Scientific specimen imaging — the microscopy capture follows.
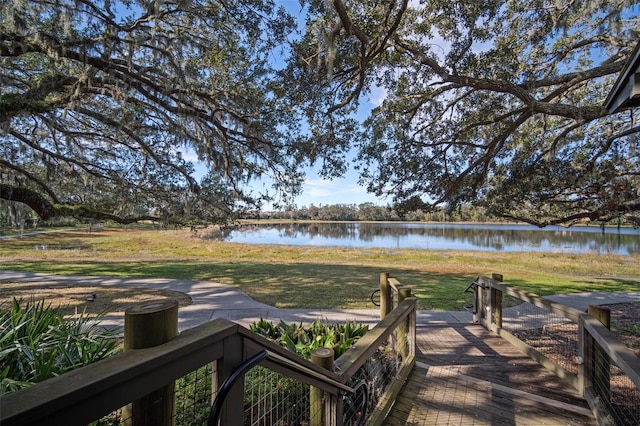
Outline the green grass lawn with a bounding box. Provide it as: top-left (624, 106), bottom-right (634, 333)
top-left (1, 227), bottom-right (639, 311)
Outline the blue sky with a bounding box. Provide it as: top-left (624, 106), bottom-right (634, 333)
top-left (244, 85), bottom-right (389, 209)
top-left (294, 165), bottom-right (388, 208)
top-left (270, 0), bottom-right (389, 208)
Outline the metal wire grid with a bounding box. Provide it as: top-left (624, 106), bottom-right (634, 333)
top-left (588, 336), bottom-right (640, 426)
top-left (499, 294), bottom-right (580, 374)
top-left (498, 291), bottom-right (640, 425)
top-left (90, 363), bottom-right (216, 426)
top-left (238, 344), bottom-right (403, 426)
top-left (89, 346), bottom-right (403, 426)
top-left (243, 365), bottom-right (311, 426)
top-left (174, 363), bottom-right (215, 425)
top-left (343, 346), bottom-right (403, 425)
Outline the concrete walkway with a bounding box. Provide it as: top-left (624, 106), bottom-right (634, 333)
top-left (545, 291), bottom-right (640, 311)
top-left (1, 270), bottom-right (639, 332)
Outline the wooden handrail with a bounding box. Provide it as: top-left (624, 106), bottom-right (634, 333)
top-left (475, 275), bottom-right (585, 322)
top-left (388, 277), bottom-right (403, 293)
top-left (335, 297), bottom-right (416, 379)
top-left (1, 297), bottom-right (417, 426)
top-left (0, 319), bottom-right (238, 426)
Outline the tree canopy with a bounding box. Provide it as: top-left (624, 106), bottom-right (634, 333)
top-left (1, 0), bottom-right (301, 224)
top-left (287, 0), bottom-right (640, 227)
top-left (2, 0), bottom-right (640, 227)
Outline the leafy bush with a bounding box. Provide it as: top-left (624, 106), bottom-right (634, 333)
top-left (0, 298), bottom-right (121, 395)
top-left (250, 318), bottom-right (369, 360)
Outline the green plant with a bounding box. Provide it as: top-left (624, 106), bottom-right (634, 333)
top-left (250, 318), bottom-right (369, 360)
top-left (0, 298), bottom-right (121, 395)
top-left (174, 365), bottom-right (213, 426)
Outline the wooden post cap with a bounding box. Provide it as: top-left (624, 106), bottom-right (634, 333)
top-left (587, 305), bottom-right (611, 329)
top-left (398, 286), bottom-right (412, 302)
top-left (312, 348), bottom-right (334, 358)
top-left (124, 299), bottom-right (179, 350)
top-left (311, 348), bottom-right (335, 371)
top-left (125, 299), bottom-right (178, 316)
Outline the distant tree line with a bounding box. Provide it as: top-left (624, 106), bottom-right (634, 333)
top-left (3, 1), bottom-right (639, 228)
top-left (243, 202), bottom-right (509, 223)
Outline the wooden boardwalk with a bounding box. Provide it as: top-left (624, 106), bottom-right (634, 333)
top-left (384, 324), bottom-right (597, 425)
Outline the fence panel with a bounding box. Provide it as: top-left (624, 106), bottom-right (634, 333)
top-left (244, 366), bottom-right (311, 426)
top-left (342, 344), bottom-right (404, 425)
top-left (500, 294), bottom-right (580, 374)
top-left (583, 317), bottom-right (640, 426)
top-left (476, 276), bottom-right (640, 426)
top-left (93, 363), bottom-right (216, 426)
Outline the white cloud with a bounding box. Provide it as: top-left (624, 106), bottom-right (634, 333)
top-left (367, 85), bottom-right (388, 107)
top-left (298, 176), bottom-right (384, 206)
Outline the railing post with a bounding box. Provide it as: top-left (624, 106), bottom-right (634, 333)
top-left (310, 348), bottom-right (335, 426)
top-left (578, 316), bottom-right (586, 395)
top-left (380, 272), bottom-right (392, 320)
top-left (397, 287), bottom-right (413, 360)
top-left (588, 305), bottom-right (611, 405)
top-left (473, 280), bottom-right (484, 325)
top-left (324, 393), bottom-right (343, 426)
top-left (122, 300), bottom-right (179, 426)
top-left (490, 273), bottom-right (503, 328)
top-left (215, 334), bottom-right (245, 426)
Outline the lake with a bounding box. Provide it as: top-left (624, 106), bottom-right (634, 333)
top-left (216, 222), bottom-right (640, 255)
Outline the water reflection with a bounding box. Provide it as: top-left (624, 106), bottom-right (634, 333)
top-left (216, 223), bottom-right (640, 255)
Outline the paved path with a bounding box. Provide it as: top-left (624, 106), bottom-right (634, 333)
top-left (1, 270), bottom-right (639, 332)
top-left (0, 270), bottom-right (470, 330)
top-left (545, 291), bottom-right (640, 311)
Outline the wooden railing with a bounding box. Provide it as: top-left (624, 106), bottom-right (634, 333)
top-left (471, 275), bottom-right (640, 425)
top-left (0, 278), bottom-right (416, 426)
top-left (377, 272), bottom-right (413, 319)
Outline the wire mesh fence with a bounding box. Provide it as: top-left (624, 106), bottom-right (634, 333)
top-left (480, 278), bottom-right (640, 426)
top-left (30, 318), bottom-right (412, 426)
top-left (90, 363), bottom-right (216, 426)
top-left (240, 343), bottom-right (405, 425)
top-left (244, 366), bottom-right (311, 426)
top-left (343, 345), bottom-right (403, 425)
top-left (4, 283), bottom-right (416, 426)
top-left (587, 332), bottom-right (640, 426)
top-left (175, 363), bottom-right (215, 425)
top-left (500, 293), bottom-right (580, 374)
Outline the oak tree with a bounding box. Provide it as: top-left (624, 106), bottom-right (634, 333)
top-left (288, 0), bottom-right (640, 226)
top-left (1, 0), bottom-right (300, 224)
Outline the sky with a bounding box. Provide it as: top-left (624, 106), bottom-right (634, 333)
top-left (294, 166), bottom-right (388, 208)
top-left (269, 0), bottom-right (389, 209)
top-left (185, 82), bottom-right (388, 209)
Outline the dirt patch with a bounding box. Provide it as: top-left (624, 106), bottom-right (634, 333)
top-left (0, 282), bottom-right (192, 317)
top-left (603, 302), bottom-right (640, 357)
top-left (511, 301), bottom-right (640, 373)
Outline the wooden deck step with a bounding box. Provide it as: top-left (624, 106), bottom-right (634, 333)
top-left (383, 324), bottom-right (597, 425)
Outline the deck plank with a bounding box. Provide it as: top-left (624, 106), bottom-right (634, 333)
top-left (383, 324), bottom-right (597, 425)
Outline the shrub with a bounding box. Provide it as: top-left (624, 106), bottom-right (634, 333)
top-left (0, 298), bottom-right (121, 395)
top-left (249, 318), bottom-right (369, 360)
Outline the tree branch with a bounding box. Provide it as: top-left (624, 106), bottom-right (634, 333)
top-left (0, 183), bottom-right (163, 224)
top-left (393, 37), bottom-right (611, 121)
top-left (502, 202), bottom-right (640, 227)
top-left (0, 159), bottom-right (61, 204)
